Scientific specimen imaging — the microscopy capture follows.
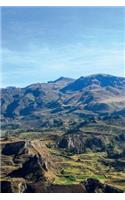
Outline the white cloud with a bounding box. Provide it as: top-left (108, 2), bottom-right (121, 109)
top-left (2, 40), bottom-right (124, 87)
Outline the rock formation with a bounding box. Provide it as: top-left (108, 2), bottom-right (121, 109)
top-left (1, 141), bottom-right (29, 156)
top-left (8, 154), bottom-right (48, 181)
top-left (81, 178), bottom-right (123, 193)
top-left (58, 132), bottom-right (105, 154)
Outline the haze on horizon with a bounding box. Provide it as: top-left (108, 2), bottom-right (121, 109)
top-left (1, 7), bottom-right (125, 87)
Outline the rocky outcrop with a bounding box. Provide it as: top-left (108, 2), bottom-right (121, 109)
top-left (1, 141), bottom-right (29, 156)
top-left (8, 154), bottom-right (48, 181)
top-left (1, 139), bottom-right (49, 191)
top-left (81, 178), bottom-right (123, 193)
top-left (58, 132), bottom-right (105, 154)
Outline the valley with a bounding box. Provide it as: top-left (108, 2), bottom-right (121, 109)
top-left (1, 130), bottom-right (125, 192)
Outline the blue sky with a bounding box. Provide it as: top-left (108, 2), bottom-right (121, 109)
top-left (1, 7), bottom-right (125, 87)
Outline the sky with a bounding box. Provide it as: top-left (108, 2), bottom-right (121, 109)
top-left (1, 7), bottom-right (125, 87)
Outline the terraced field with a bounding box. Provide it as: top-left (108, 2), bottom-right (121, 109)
top-left (48, 147), bottom-right (125, 190)
top-left (1, 130), bottom-right (125, 192)
top-left (16, 131), bottom-right (125, 190)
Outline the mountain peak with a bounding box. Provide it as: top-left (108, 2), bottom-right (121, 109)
top-left (48, 77), bottom-right (74, 83)
top-left (61, 74), bottom-right (125, 93)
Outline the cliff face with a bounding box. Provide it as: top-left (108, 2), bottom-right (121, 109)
top-left (0, 139), bottom-right (49, 192)
top-left (8, 154), bottom-right (48, 181)
top-left (2, 141), bottom-right (29, 156)
top-left (58, 131), bottom-right (107, 154)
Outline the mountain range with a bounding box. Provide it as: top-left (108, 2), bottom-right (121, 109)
top-left (1, 74), bottom-right (125, 131)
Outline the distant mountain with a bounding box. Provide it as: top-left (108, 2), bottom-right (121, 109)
top-left (61, 74), bottom-right (125, 92)
top-left (1, 74), bottom-right (125, 130)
